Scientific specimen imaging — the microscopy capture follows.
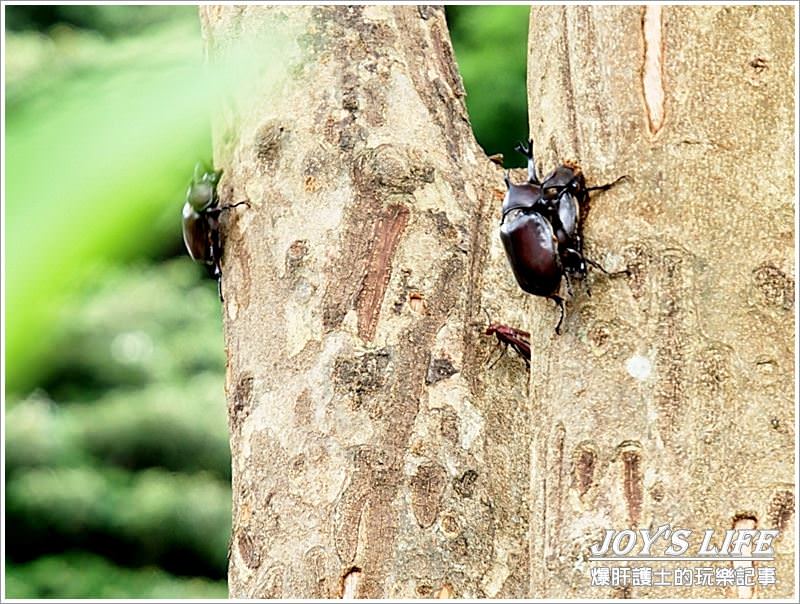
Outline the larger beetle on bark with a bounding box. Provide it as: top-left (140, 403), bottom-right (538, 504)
top-left (499, 140), bottom-right (627, 333)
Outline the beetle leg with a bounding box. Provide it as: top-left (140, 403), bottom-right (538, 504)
top-left (509, 340), bottom-right (531, 367)
top-left (207, 260), bottom-right (224, 302)
top-left (551, 295), bottom-right (566, 335)
top-left (487, 340), bottom-right (508, 369)
top-left (587, 174), bottom-right (629, 193)
top-left (207, 218), bottom-right (225, 302)
top-left (564, 271), bottom-right (575, 297)
top-left (220, 199), bottom-right (251, 212)
top-left (583, 256), bottom-right (629, 277)
top-left (562, 247), bottom-right (588, 278)
top-left (563, 247), bottom-right (628, 281)
top-left (584, 257), bottom-right (609, 274)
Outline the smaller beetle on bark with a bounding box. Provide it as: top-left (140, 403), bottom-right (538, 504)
top-left (499, 140), bottom-right (627, 333)
top-left (181, 161), bottom-right (248, 301)
top-left (485, 322), bottom-right (531, 367)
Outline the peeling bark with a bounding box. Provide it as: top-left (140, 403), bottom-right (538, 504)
top-left (200, 6), bottom-right (533, 598)
top-left (526, 5), bottom-right (795, 598)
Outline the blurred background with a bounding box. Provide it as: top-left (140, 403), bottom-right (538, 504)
top-left (3, 5), bottom-right (528, 598)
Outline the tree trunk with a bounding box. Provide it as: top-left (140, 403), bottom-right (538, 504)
top-left (199, 5), bottom-right (531, 598)
top-left (200, 5), bottom-right (795, 599)
top-left (525, 5), bottom-right (795, 599)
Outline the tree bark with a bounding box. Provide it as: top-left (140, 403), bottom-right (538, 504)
top-left (200, 4), bottom-right (795, 599)
top-left (525, 5), bottom-right (795, 599)
top-left (199, 5), bottom-right (533, 598)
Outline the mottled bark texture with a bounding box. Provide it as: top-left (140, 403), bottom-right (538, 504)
top-left (199, 6), bottom-right (534, 598)
top-left (525, 5), bottom-right (795, 599)
top-left (201, 5), bottom-right (794, 599)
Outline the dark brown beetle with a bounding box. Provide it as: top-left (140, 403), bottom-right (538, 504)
top-left (181, 162), bottom-right (248, 301)
top-left (499, 202), bottom-right (566, 328)
top-left (499, 140), bottom-right (626, 333)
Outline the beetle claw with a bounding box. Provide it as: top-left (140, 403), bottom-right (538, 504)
top-left (514, 139), bottom-right (533, 158)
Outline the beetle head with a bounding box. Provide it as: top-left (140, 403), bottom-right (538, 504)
top-left (187, 162), bottom-right (222, 212)
top-left (501, 179), bottom-right (544, 223)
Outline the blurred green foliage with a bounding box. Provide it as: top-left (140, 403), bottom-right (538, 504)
top-left (5, 261), bottom-right (230, 597)
top-left (5, 553), bottom-right (227, 599)
top-left (5, 6), bottom-right (211, 395)
top-left (447, 5), bottom-right (529, 165)
top-left (4, 4), bottom-right (529, 599)
top-left (7, 374), bottom-right (230, 480)
top-left (35, 259), bottom-right (226, 400)
top-left (7, 467), bottom-right (230, 576)
top-left (4, 5), bottom-right (193, 36)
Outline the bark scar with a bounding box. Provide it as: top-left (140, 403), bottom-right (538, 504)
top-left (356, 204), bottom-right (410, 341)
top-left (619, 442), bottom-right (643, 526)
top-left (573, 442), bottom-right (597, 496)
top-left (409, 461), bottom-right (447, 527)
top-left (641, 5), bottom-right (665, 134)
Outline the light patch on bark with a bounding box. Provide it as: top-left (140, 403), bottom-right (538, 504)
top-left (732, 516), bottom-right (757, 599)
top-left (642, 5), bottom-right (665, 134)
top-left (341, 567), bottom-right (362, 599)
top-left (625, 354), bottom-right (653, 380)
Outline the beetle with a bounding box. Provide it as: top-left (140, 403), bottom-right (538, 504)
top-left (181, 161), bottom-right (248, 301)
top-left (485, 322), bottom-right (531, 367)
top-left (512, 140), bottom-right (626, 279)
top-left (499, 140), bottom-right (627, 333)
top-left (500, 199), bottom-right (567, 331)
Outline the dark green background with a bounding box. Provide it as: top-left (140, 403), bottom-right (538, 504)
top-left (4, 5), bottom-right (528, 598)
